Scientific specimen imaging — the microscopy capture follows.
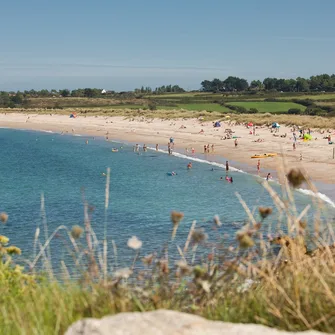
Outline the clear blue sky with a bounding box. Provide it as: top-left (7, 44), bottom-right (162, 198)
top-left (1, 0), bottom-right (334, 91)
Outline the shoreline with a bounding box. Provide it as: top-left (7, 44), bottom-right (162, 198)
top-left (1, 113), bottom-right (335, 187)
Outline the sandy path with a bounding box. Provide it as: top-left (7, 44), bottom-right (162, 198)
top-left (1, 113), bottom-right (335, 184)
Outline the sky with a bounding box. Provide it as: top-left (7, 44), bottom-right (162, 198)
top-left (0, 0), bottom-right (334, 91)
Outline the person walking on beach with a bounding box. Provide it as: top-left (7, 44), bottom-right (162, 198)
top-left (257, 160), bottom-right (260, 174)
top-left (293, 142), bottom-right (296, 150)
top-left (234, 139), bottom-right (238, 148)
top-left (253, 126), bottom-right (256, 136)
top-left (211, 144), bottom-right (214, 153)
top-left (204, 145), bottom-right (207, 154)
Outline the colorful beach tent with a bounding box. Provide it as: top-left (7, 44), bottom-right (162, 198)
top-left (70, 112), bottom-right (77, 118)
top-left (248, 122), bottom-right (253, 127)
top-left (303, 134), bottom-right (312, 140)
top-left (272, 122), bottom-right (280, 128)
top-left (214, 121), bottom-right (221, 127)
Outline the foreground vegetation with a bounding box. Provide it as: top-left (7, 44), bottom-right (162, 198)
top-left (1, 168), bottom-right (335, 334)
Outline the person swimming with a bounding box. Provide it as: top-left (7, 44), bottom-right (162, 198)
top-left (187, 162), bottom-right (192, 169)
top-left (266, 173), bottom-right (271, 181)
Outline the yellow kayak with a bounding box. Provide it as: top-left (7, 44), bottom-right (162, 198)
top-left (251, 153), bottom-right (277, 159)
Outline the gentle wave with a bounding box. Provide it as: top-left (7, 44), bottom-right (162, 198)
top-left (148, 146), bottom-right (335, 207)
top-left (147, 147), bottom-right (246, 173)
top-left (297, 188), bottom-right (335, 208)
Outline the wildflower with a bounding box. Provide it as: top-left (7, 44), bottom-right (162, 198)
top-left (114, 267), bottom-right (132, 279)
top-left (71, 225), bottom-right (83, 239)
top-left (0, 235), bottom-right (9, 245)
top-left (6, 246), bottom-right (21, 255)
top-left (287, 168), bottom-right (306, 188)
top-left (0, 212), bottom-right (8, 224)
top-left (127, 236), bottom-right (142, 250)
top-left (258, 207), bottom-right (273, 219)
top-left (191, 229), bottom-right (207, 245)
top-left (142, 254), bottom-right (154, 266)
top-left (213, 215), bottom-right (222, 227)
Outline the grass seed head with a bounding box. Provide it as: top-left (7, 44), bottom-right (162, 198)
top-left (71, 225), bottom-right (83, 239)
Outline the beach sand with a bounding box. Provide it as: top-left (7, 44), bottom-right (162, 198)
top-left (1, 113), bottom-right (335, 184)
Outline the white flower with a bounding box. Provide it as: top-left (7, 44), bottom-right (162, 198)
top-left (127, 236), bottom-right (142, 250)
top-left (114, 267), bottom-right (132, 279)
top-left (200, 280), bottom-right (211, 293)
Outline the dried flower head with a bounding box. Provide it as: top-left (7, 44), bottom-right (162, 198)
top-left (258, 207), bottom-right (273, 219)
top-left (6, 246), bottom-right (21, 255)
top-left (170, 211), bottom-right (184, 240)
top-left (127, 236), bottom-right (142, 250)
top-left (170, 211), bottom-right (184, 226)
top-left (191, 229), bottom-right (207, 245)
top-left (71, 225), bottom-right (83, 239)
top-left (287, 168), bottom-right (306, 188)
top-left (142, 254), bottom-right (154, 266)
top-left (159, 260), bottom-right (169, 274)
top-left (213, 215), bottom-right (222, 227)
top-left (0, 235), bottom-right (9, 245)
top-left (175, 260), bottom-right (192, 276)
top-left (114, 267), bottom-right (132, 279)
top-left (0, 212), bottom-right (8, 224)
top-left (236, 232), bottom-right (254, 248)
top-left (299, 220), bottom-right (307, 229)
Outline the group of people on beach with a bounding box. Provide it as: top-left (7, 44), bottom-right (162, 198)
top-left (204, 144), bottom-right (214, 153)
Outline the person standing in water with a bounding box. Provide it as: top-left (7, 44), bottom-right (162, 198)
top-left (168, 142), bottom-right (172, 155)
top-left (187, 162), bottom-right (192, 169)
top-left (155, 144), bottom-right (159, 151)
top-left (266, 173), bottom-right (271, 181)
top-left (225, 161), bottom-right (229, 174)
top-left (257, 160), bottom-right (261, 174)
top-left (143, 144), bottom-right (147, 152)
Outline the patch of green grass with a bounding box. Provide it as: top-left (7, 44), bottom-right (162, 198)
top-left (228, 101), bottom-right (305, 113)
top-left (158, 103), bottom-right (231, 113)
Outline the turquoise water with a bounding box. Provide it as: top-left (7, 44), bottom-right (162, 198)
top-left (0, 129), bottom-right (334, 271)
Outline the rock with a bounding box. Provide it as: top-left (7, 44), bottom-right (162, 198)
top-left (65, 310), bottom-right (326, 335)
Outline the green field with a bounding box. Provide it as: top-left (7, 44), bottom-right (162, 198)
top-left (159, 103), bottom-right (231, 112)
top-left (228, 101), bottom-right (305, 113)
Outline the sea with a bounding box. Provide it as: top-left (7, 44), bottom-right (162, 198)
top-left (0, 128), bottom-right (334, 274)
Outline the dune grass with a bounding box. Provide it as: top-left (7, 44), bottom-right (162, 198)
top-left (1, 165), bottom-right (335, 334)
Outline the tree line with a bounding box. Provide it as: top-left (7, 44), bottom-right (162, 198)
top-left (201, 74), bottom-right (335, 93)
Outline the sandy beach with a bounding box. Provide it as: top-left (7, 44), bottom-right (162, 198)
top-left (1, 113), bottom-right (335, 184)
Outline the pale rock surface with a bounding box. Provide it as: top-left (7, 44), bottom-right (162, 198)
top-left (65, 309), bottom-right (328, 335)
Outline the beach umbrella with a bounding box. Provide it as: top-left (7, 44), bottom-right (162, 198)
top-left (248, 122), bottom-right (253, 127)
